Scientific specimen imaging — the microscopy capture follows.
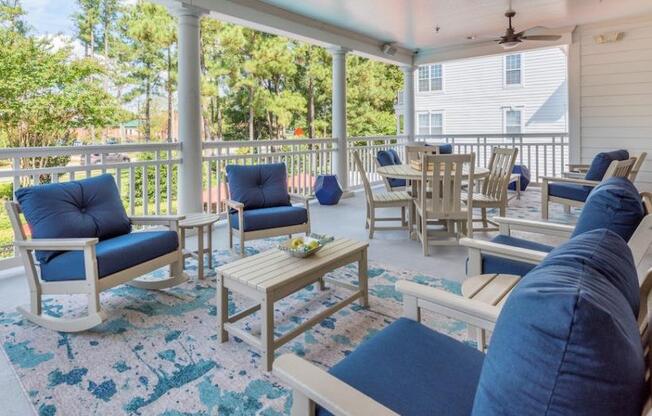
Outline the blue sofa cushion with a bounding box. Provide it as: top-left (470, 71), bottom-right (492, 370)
top-left (571, 177), bottom-right (644, 241)
top-left (229, 206), bottom-right (308, 232)
top-left (39, 231), bottom-right (178, 282)
top-left (319, 318), bottom-right (484, 416)
top-left (472, 229), bottom-right (645, 415)
top-left (480, 235), bottom-right (554, 276)
top-left (377, 150), bottom-right (406, 188)
top-left (548, 182), bottom-right (592, 202)
top-left (226, 163), bottom-right (290, 210)
top-left (585, 149), bottom-right (629, 181)
top-left (438, 144), bottom-right (453, 154)
top-left (15, 174), bottom-right (131, 264)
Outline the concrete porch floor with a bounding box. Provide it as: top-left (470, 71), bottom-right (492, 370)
top-left (0, 186), bottom-right (632, 414)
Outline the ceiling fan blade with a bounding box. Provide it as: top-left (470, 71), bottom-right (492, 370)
top-left (522, 26), bottom-right (550, 33)
top-left (521, 35), bottom-right (562, 41)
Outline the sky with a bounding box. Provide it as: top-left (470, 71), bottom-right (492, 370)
top-left (21, 0), bottom-right (79, 36)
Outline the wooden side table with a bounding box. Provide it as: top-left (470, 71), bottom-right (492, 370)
top-left (179, 213), bottom-right (221, 280)
top-left (461, 273), bottom-right (520, 351)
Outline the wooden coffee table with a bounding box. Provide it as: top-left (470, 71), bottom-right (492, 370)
top-left (216, 239), bottom-right (369, 371)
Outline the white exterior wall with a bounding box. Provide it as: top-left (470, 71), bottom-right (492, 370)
top-left (397, 47), bottom-right (568, 135)
top-left (573, 14), bottom-right (652, 191)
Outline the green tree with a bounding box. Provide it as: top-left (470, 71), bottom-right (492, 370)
top-left (75, 0), bottom-right (101, 57)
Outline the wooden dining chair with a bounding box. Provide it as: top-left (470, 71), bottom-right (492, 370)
top-left (353, 151), bottom-right (412, 239)
top-left (405, 144), bottom-right (439, 164)
top-left (414, 153), bottom-right (475, 255)
top-left (469, 147), bottom-right (518, 231)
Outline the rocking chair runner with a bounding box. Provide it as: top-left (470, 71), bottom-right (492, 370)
top-left (7, 174), bottom-right (187, 332)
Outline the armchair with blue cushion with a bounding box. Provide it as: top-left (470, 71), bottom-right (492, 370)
top-left (541, 149), bottom-right (634, 219)
top-left (462, 177), bottom-right (652, 280)
top-left (275, 229), bottom-right (652, 415)
top-left (225, 163), bottom-right (311, 255)
top-left (376, 149), bottom-right (406, 191)
top-left (6, 174), bottom-right (187, 332)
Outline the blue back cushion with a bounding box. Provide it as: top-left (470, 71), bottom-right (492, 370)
top-left (388, 149), bottom-right (401, 164)
top-left (438, 144), bottom-right (453, 154)
top-left (376, 150), bottom-right (395, 167)
top-left (572, 177), bottom-right (644, 241)
top-left (585, 149), bottom-right (629, 181)
top-left (472, 229), bottom-right (645, 415)
top-left (15, 174), bottom-right (131, 263)
top-left (226, 163), bottom-right (290, 210)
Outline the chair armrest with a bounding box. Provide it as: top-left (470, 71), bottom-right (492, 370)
top-left (396, 280), bottom-right (500, 331)
top-left (567, 163), bottom-right (590, 172)
top-left (14, 238), bottom-right (98, 250)
top-left (459, 238), bottom-right (548, 264)
top-left (225, 199), bottom-right (244, 211)
top-left (492, 216), bottom-right (575, 238)
top-left (541, 176), bottom-right (600, 187)
top-left (273, 354), bottom-right (398, 416)
top-left (562, 172), bottom-right (585, 179)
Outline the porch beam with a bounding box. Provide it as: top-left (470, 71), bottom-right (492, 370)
top-left (163, 0), bottom-right (414, 66)
top-left (401, 65), bottom-right (416, 143)
top-left (330, 47), bottom-right (350, 193)
top-left (174, 3), bottom-right (206, 214)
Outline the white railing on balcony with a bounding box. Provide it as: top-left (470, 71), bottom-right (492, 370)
top-left (347, 135), bottom-right (407, 188)
top-left (202, 138), bottom-right (335, 214)
top-left (415, 133), bottom-right (570, 183)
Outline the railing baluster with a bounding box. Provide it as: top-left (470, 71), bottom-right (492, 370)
top-left (155, 151), bottom-right (161, 215)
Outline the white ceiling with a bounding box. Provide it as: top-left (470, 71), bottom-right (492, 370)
top-left (259, 0), bottom-right (652, 51)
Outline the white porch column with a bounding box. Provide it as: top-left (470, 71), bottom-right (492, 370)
top-left (401, 65), bottom-right (416, 143)
top-left (330, 47), bottom-right (350, 192)
top-left (175, 4), bottom-right (205, 214)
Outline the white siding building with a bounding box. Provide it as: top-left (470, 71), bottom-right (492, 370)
top-left (395, 47), bottom-right (568, 136)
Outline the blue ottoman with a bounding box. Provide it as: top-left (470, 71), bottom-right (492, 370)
top-left (314, 175), bottom-right (343, 205)
top-left (509, 165), bottom-right (530, 191)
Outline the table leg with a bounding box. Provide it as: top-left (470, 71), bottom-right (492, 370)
top-left (216, 274), bottom-right (228, 343)
top-left (197, 225), bottom-right (204, 280)
top-left (358, 249), bottom-right (369, 308)
top-left (410, 181), bottom-right (417, 240)
top-left (261, 297), bottom-right (275, 371)
top-left (207, 223), bottom-right (213, 269)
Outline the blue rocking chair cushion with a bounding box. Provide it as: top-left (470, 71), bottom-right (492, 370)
top-left (571, 177), bottom-right (644, 241)
top-left (40, 231), bottom-right (179, 282)
top-left (438, 144), bottom-right (453, 154)
top-left (388, 149), bottom-right (401, 164)
top-left (473, 229), bottom-right (645, 416)
top-left (319, 318), bottom-right (484, 416)
top-left (229, 206), bottom-right (308, 232)
top-left (226, 163), bottom-right (291, 210)
top-left (377, 150), bottom-right (406, 188)
top-left (479, 234), bottom-right (554, 276)
top-left (15, 174), bottom-right (131, 264)
top-left (584, 149), bottom-right (629, 181)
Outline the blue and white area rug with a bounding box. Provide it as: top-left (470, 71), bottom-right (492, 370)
top-left (0, 239), bottom-right (466, 416)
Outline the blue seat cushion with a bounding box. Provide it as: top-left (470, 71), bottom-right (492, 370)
top-left (15, 174), bottom-right (131, 263)
top-left (226, 163), bottom-right (290, 210)
top-left (480, 234), bottom-right (554, 276)
top-left (438, 144), bottom-right (453, 154)
top-left (387, 177), bottom-right (406, 188)
top-left (585, 149), bottom-right (629, 181)
top-left (39, 231), bottom-right (178, 282)
top-left (472, 229), bottom-right (645, 415)
top-left (229, 206), bottom-right (308, 232)
top-left (572, 177), bottom-right (644, 241)
top-left (319, 318), bottom-right (484, 416)
top-left (548, 182), bottom-right (592, 202)
top-left (387, 149), bottom-right (401, 164)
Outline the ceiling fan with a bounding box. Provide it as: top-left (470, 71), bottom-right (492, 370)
top-left (486, 9), bottom-right (562, 49)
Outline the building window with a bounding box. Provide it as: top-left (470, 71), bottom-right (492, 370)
top-left (418, 64), bottom-right (443, 92)
top-left (505, 109), bottom-right (522, 134)
top-left (505, 54), bottom-right (521, 85)
top-left (417, 112), bottom-right (444, 135)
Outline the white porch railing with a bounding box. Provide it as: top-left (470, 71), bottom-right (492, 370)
top-left (415, 133), bottom-right (570, 183)
top-left (347, 135), bottom-right (407, 188)
top-left (202, 138), bottom-right (335, 214)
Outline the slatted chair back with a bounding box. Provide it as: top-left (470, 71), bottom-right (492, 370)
top-left (374, 158), bottom-right (394, 192)
top-left (630, 152), bottom-right (648, 182)
top-left (353, 151), bottom-right (374, 206)
top-left (480, 147), bottom-right (518, 202)
top-left (604, 158), bottom-right (636, 180)
top-left (419, 153), bottom-right (474, 221)
top-left (405, 144), bottom-right (438, 164)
